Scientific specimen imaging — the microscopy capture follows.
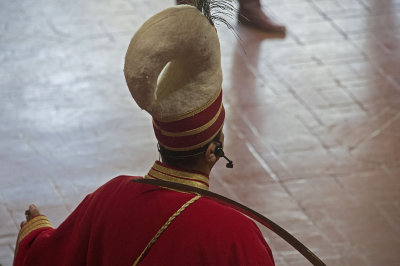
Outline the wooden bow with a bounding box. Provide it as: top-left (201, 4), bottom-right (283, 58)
top-left (130, 178), bottom-right (326, 265)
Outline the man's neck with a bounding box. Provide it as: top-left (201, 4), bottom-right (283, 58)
top-left (162, 160), bottom-right (212, 176)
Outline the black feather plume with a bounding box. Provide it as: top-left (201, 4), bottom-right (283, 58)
top-left (192, 0), bottom-right (237, 30)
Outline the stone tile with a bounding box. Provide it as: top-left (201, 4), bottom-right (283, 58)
top-left (337, 171), bottom-right (400, 203)
top-left (285, 177), bottom-right (356, 208)
top-left (271, 149), bottom-right (337, 180)
top-left (221, 182), bottom-right (299, 214)
top-left (1, 0), bottom-right (400, 265)
top-left (0, 243), bottom-right (14, 266)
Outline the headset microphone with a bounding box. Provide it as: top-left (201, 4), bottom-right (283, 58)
top-left (158, 141), bottom-right (234, 169)
top-left (214, 146), bottom-right (234, 168)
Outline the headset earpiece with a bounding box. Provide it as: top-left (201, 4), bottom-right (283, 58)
top-left (213, 142), bottom-right (234, 168)
top-left (214, 146), bottom-right (225, 158)
top-left (158, 141), bottom-right (233, 169)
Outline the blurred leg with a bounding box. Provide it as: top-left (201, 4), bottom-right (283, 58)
top-left (238, 0), bottom-right (285, 33)
top-left (176, 0), bottom-right (285, 33)
top-left (176, 0), bottom-right (192, 4)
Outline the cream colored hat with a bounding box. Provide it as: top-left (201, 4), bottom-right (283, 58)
top-left (124, 5), bottom-right (225, 151)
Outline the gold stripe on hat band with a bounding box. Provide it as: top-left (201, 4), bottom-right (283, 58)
top-left (153, 104), bottom-right (222, 137)
top-left (155, 88), bottom-right (222, 122)
top-left (158, 122), bottom-right (224, 151)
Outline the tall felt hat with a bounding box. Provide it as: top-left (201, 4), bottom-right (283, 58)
top-left (124, 5), bottom-right (224, 151)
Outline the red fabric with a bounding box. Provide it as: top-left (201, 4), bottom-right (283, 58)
top-left (153, 90), bottom-right (222, 132)
top-left (153, 106), bottom-right (225, 149)
top-left (152, 90), bottom-right (225, 150)
top-left (14, 176), bottom-right (275, 266)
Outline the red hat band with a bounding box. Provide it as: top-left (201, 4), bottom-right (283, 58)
top-left (153, 90), bottom-right (225, 151)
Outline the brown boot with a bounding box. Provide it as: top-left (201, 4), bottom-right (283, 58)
top-left (238, 0), bottom-right (286, 33)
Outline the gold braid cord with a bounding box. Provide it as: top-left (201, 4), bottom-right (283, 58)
top-left (133, 194), bottom-right (201, 266)
top-left (131, 178), bottom-right (326, 266)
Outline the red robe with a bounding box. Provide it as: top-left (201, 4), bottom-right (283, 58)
top-left (14, 161), bottom-right (275, 266)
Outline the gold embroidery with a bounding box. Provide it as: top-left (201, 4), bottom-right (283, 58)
top-left (19, 221), bottom-right (52, 240)
top-left (17, 216), bottom-right (53, 246)
top-left (145, 175), bottom-right (204, 194)
top-left (145, 163), bottom-right (209, 190)
top-left (153, 104), bottom-right (223, 137)
top-left (151, 163), bottom-right (209, 185)
top-left (147, 170), bottom-right (208, 190)
top-left (132, 194), bottom-right (201, 266)
top-left (155, 88), bottom-right (222, 122)
top-left (158, 122), bottom-right (224, 151)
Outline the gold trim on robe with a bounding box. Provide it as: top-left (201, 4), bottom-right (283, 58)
top-left (17, 215), bottom-right (53, 246)
top-left (132, 194), bottom-right (201, 266)
top-left (145, 161), bottom-right (209, 190)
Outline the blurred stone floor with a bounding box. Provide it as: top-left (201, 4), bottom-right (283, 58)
top-left (1, 0), bottom-right (400, 265)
